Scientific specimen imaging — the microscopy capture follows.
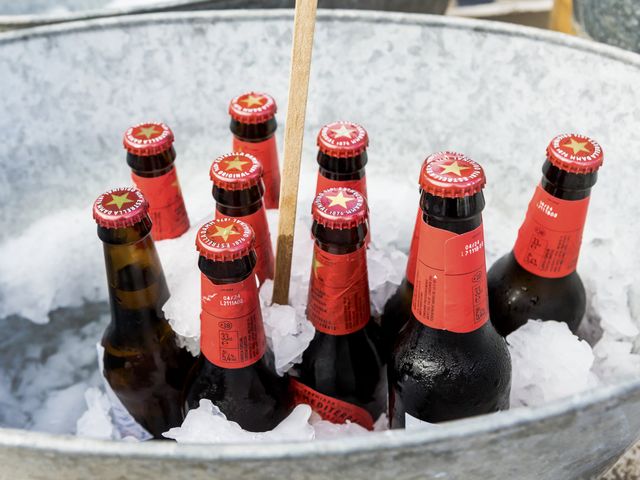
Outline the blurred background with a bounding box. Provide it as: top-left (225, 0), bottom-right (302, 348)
top-left (1, 0), bottom-right (639, 55)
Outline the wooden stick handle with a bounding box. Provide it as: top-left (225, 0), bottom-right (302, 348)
top-left (272, 0), bottom-right (318, 305)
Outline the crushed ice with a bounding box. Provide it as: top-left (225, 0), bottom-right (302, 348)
top-left (0, 146), bottom-right (639, 441)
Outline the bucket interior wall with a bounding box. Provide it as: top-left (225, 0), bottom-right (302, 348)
top-left (0, 10), bottom-right (640, 480)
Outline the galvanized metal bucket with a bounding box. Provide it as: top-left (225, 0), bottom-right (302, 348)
top-left (1, 10), bottom-right (640, 479)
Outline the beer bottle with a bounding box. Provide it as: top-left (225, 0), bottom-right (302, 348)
top-left (184, 218), bottom-right (290, 431)
top-left (487, 133), bottom-right (604, 336)
top-left (210, 152), bottom-right (274, 286)
top-left (388, 153), bottom-right (511, 428)
top-left (315, 121), bottom-right (369, 197)
top-left (123, 122), bottom-right (190, 240)
top-left (93, 187), bottom-right (195, 439)
top-left (229, 92), bottom-right (280, 209)
top-left (381, 159), bottom-right (428, 352)
top-left (290, 188), bottom-right (385, 430)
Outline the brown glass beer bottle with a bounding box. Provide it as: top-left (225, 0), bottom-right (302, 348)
top-left (184, 218), bottom-right (290, 431)
top-left (487, 134), bottom-right (604, 336)
top-left (381, 159), bottom-right (428, 352)
top-left (93, 187), bottom-right (195, 439)
top-left (289, 188), bottom-right (385, 430)
top-left (229, 92), bottom-right (280, 209)
top-left (123, 122), bottom-right (190, 240)
top-left (388, 153), bottom-right (511, 428)
top-left (210, 152), bottom-right (274, 286)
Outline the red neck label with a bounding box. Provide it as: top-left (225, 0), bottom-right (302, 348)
top-left (232, 136), bottom-right (280, 209)
top-left (215, 207), bottom-right (274, 285)
top-left (412, 222), bottom-right (489, 333)
top-left (405, 208), bottom-right (422, 285)
top-left (513, 184), bottom-right (590, 278)
top-left (290, 378), bottom-right (374, 430)
top-left (307, 245), bottom-right (370, 335)
top-left (131, 167), bottom-right (190, 240)
top-left (200, 274), bottom-right (266, 369)
top-left (315, 172), bottom-right (368, 199)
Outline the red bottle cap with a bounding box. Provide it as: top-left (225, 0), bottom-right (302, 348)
top-left (123, 122), bottom-right (174, 157)
top-left (229, 92), bottom-right (277, 124)
top-left (312, 187), bottom-right (368, 230)
top-left (420, 152), bottom-right (486, 198)
top-left (546, 133), bottom-right (604, 174)
top-left (210, 152), bottom-right (263, 191)
top-left (317, 121), bottom-right (369, 158)
top-left (93, 187), bottom-right (148, 229)
top-left (196, 218), bottom-right (255, 262)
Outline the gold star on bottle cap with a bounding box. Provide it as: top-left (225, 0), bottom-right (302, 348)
top-left (562, 138), bottom-right (591, 155)
top-left (211, 224), bottom-right (240, 242)
top-left (241, 94), bottom-right (265, 108)
top-left (134, 125), bottom-right (160, 139)
top-left (224, 156), bottom-right (250, 172)
top-left (106, 192), bottom-right (134, 210)
top-left (439, 160), bottom-right (471, 177)
top-left (331, 124), bottom-right (356, 139)
top-left (326, 190), bottom-right (354, 209)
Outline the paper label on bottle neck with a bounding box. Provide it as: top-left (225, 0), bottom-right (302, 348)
top-left (131, 167), bottom-right (190, 240)
top-left (411, 222), bottom-right (489, 333)
top-left (405, 208), bottom-right (422, 285)
top-left (200, 274), bottom-right (266, 369)
top-left (307, 245), bottom-right (370, 335)
top-left (513, 184), bottom-right (590, 278)
top-left (96, 343), bottom-right (153, 441)
top-left (290, 378), bottom-right (374, 430)
top-left (215, 207), bottom-right (274, 285)
top-left (233, 136), bottom-right (280, 209)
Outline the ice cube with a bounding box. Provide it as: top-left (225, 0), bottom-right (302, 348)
top-left (508, 320), bottom-right (596, 408)
top-left (76, 387), bottom-right (117, 440)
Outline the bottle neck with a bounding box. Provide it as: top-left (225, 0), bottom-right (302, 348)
top-left (316, 151), bottom-right (367, 181)
top-left (230, 118), bottom-right (277, 142)
top-left (420, 191), bottom-right (485, 234)
top-left (127, 147), bottom-right (176, 178)
top-left (311, 222), bottom-right (368, 254)
top-left (540, 160), bottom-right (596, 200)
top-left (98, 217), bottom-right (169, 332)
top-left (212, 184), bottom-right (264, 217)
top-left (198, 252), bottom-right (257, 285)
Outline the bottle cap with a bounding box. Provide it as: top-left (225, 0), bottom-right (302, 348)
top-left (196, 218), bottom-right (255, 262)
top-left (210, 152), bottom-right (263, 191)
top-left (93, 187), bottom-right (148, 229)
top-left (123, 122), bottom-right (174, 157)
top-left (317, 121), bottom-right (369, 158)
top-left (546, 133), bottom-right (603, 174)
top-left (420, 152), bottom-right (486, 198)
top-left (229, 92), bottom-right (277, 124)
top-left (312, 187), bottom-right (368, 230)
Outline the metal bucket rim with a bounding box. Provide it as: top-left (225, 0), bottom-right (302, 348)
top-left (1, 8), bottom-right (639, 459)
top-left (0, 0), bottom-right (214, 28)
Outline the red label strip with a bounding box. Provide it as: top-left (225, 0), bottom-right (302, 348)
top-left (233, 136), bottom-right (280, 209)
top-left (513, 184), bottom-right (590, 278)
top-left (215, 207), bottom-right (274, 285)
top-left (307, 245), bottom-right (370, 335)
top-left (412, 222), bottom-right (489, 333)
top-left (131, 167), bottom-right (190, 240)
top-left (290, 378), bottom-right (374, 430)
top-left (200, 274), bottom-right (265, 369)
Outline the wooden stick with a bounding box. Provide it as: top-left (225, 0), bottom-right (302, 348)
top-left (272, 0), bottom-right (318, 305)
